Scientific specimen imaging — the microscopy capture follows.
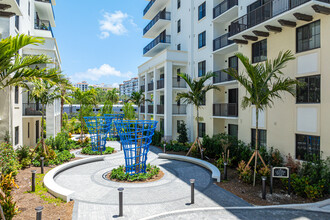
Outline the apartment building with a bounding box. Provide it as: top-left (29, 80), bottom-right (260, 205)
top-left (75, 81), bottom-right (89, 92)
top-left (119, 77), bottom-right (138, 98)
top-left (138, 0), bottom-right (330, 159)
top-left (0, 0), bottom-right (61, 148)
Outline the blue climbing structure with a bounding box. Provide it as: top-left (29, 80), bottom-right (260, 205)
top-left (114, 120), bottom-right (158, 175)
top-left (104, 114), bottom-right (124, 139)
top-left (84, 116), bottom-right (113, 152)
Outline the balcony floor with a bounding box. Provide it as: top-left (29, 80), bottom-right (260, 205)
top-left (213, 43), bottom-right (238, 55)
top-left (213, 6), bottom-right (238, 24)
top-left (143, 0), bottom-right (168, 20)
top-left (144, 19), bottom-right (171, 39)
top-left (144, 42), bottom-right (170, 57)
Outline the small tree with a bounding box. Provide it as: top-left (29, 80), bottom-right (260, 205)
top-left (106, 89), bottom-right (119, 104)
top-left (123, 102), bottom-right (136, 120)
top-left (177, 121), bottom-right (188, 144)
top-left (129, 91), bottom-right (151, 118)
top-left (176, 72), bottom-right (220, 159)
top-left (224, 50), bottom-right (297, 186)
top-left (101, 100), bottom-right (114, 115)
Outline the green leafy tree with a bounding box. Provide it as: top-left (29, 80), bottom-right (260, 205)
top-left (106, 89), bottom-right (119, 104)
top-left (56, 74), bottom-right (74, 129)
top-left (176, 72), bottom-right (220, 159)
top-left (224, 50), bottom-right (297, 186)
top-left (129, 90), bottom-right (151, 118)
top-left (177, 121), bottom-right (188, 144)
top-left (122, 102), bottom-right (136, 120)
top-left (101, 100), bottom-right (114, 115)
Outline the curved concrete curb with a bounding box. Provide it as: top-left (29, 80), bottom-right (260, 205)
top-left (44, 156), bottom-right (105, 202)
top-left (158, 153), bottom-right (221, 182)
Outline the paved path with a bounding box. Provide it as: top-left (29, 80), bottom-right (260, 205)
top-left (57, 141), bottom-right (330, 219)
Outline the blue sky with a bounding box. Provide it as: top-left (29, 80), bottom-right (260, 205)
top-left (54, 0), bottom-right (150, 87)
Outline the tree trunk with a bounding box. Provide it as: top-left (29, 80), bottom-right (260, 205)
top-left (41, 104), bottom-right (47, 155)
top-left (253, 107), bottom-right (259, 187)
top-left (80, 104), bottom-right (84, 141)
top-left (60, 96), bottom-right (64, 130)
top-left (196, 107), bottom-right (203, 159)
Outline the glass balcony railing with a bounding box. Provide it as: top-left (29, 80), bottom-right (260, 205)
top-left (213, 33), bottom-right (233, 51)
top-left (213, 103), bottom-right (238, 117)
top-left (143, 11), bottom-right (171, 35)
top-left (34, 19), bottom-right (54, 37)
top-left (23, 103), bottom-right (45, 116)
top-left (213, 69), bottom-right (235, 84)
top-left (143, 34), bottom-right (171, 55)
top-left (173, 104), bottom-right (186, 115)
top-left (213, 0), bottom-right (238, 19)
top-left (143, 0), bottom-right (156, 16)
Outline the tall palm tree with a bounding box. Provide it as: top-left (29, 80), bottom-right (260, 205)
top-left (129, 90), bottom-right (151, 118)
top-left (72, 89), bottom-right (97, 140)
top-left (106, 89), bottom-right (119, 104)
top-left (224, 50), bottom-right (297, 186)
top-left (28, 79), bottom-right (61, 155)
top-left (176, 72), bottom-right (220, 159)
top-left (0, 34), bottom-right (54, 90)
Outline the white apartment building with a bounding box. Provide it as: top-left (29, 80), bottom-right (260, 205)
top-left (0, 0), bottom-right (61, 148)
top-left (138, 0), bottom-right (330, 159)
top-left (75, 81), bottom-right (89, 92)
top-left (119, 77), bottom-right (138, 98)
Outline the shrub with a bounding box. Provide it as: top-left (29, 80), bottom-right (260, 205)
top-left (81, 146), bottom-right (114, 155)
top-left (177, 122), bottom-right (188, 144)
top-left (0, 172), bottom-right (19, 220)
top-left (110, 164), bottom-right (160, 182)
top-left (285, 153), bottom-right (301, 174)
top-left (0, 143), bottom-right (20, 176)
top-left (237, 160), bottom-right (252, 184)
top-left (49, 150), bottom-right (75, 165)
top-left (258, 165), bottom-right (270, 177)
top-left (16, 146), bottom-right (31, 168)
top-left (151, 130), bottom-right (162, 147)
top-left (165, 141), bottom-right (188, 152)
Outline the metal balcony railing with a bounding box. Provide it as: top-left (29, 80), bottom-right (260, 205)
top-left (148, 105), bottom-right (154, 113)
top-left (157, 79), bottom-right (164, 89)
top-left (213, 0), bottom-right (238, 19)
top-left (148, 82), bottom-right (154, 91)
top-left (143, 11), bottom-right (171, 35)
top-left (173, 104), bottom-right (186, 115)
top-left (213, 33), bottom-right (233, 51)
top-left (228, 0), bottom-right (330, 37)
top-left (213, 103), bottom-right (238, 117)
top-left (141, 105), bottom-right (145, 113)
top-left (143, 35), bottom-right (171, 55)
top-left (173, 77), bottom-right (187, 88)
top-left (143, 0), bottom-right (156, 16)
top-left (157, 105), bottom-right (164, 114)
top-left (23, 103), bottom-right (45, 116)
top-left (213, 69), bottom-right (235, 84)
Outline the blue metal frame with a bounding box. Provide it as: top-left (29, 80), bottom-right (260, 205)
top-left (114, 120), bottom-right (158, 175)
top-left (104, 114), bottom-right (125, 139)
top-left (84, 116), bottom-right (113, 152)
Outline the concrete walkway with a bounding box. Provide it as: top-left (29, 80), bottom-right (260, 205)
top-left (55, 141), bottom-right (330, 219)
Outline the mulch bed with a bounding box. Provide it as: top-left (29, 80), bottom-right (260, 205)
top-left (12, 164), bottom-right (78, 220)
top-left (216, 167), bottom-right (330, 206)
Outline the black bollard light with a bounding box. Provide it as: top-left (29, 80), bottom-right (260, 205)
top-left (163, 143), bottom-right (166, 153)
top-left (223, 162), bottom-right (228, 180)
top-left (118, 188), bottom-right (124, 217)
top-left (190, 179), bottom-right (195, 204)
top-left (31, 170), bottom-right (36, 192)
top-left (35, 206), bottom-right (43, 220)
top-left (40, 157), bottom-right (44, 174)
top-left (262, 176), bottom-right (267, 200)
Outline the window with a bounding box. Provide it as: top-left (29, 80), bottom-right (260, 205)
top-left (177, 44), bottom-right (181, 50)
top-left (15, 16), bottom-right (19, 30)
top-left (251, 129), bottom-right (267, 147)
top-left (15, 126), bottom-right (19, 145)
top-left (28, 1), bottom-right (31, 16)
top-left (177, 0), bottom-right (181, 9)
top-left (177, 120), bottom-right (184, 131)
top-left (252, 39), bottom-right (267, 63)
top-left (198, 60), bottom-right (206, 77)
top-left (177, 19), bottom-right (181, 33)
top-left (296, 75), bottom-right (320, 103)
top-left (198, 2), bottom-right (206, 20)
top-left (296, 134), bottom-right (320, 160)
top-left (198, 123), bottom-right (206, 138)
top-left (297, 20), bottom-right (320, 53)
top-left (15, 86), bottom-right (19, 104)
top-left (198, 31), bottom-right (206, 48)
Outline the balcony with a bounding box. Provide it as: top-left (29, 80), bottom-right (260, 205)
top-left (228, 0), bottom-right (330, 40)
top-left (173, 104), bottom-right (186, 115)
top-left (23, 103), bottom-right (45, 116)
top-left (35, 0), bottom-right (55, 27)
top-left (144, 11), bottom-right (171, 38)
top-left (143, 0), bottom-right (169, 20)
top-left (0, 0), bottom-right (22, 17)
top-left (148, 82), bottom-right (154, 91)
top-left (213, 0), bottom-right (238, 23)
top-left (148, 105), bottom-right (154, 114)
top-left (213, 103), bottom-right (238, 118)
top-left (34, 19), bottom-right (54, 37)
top-left (143, 34), bottom-right (171, 57)
top-left (157, 79), bottom-right (164, 89)
top-left (173, 77), bottom-right (187, 88)
top-left (157, 105), bottom-right (164, 114)
top-left (141, 105), bottom-right (145, 113)
top-left (140, 85), bottom-right (145, 92)
top-left (213, 33), bottom-right (237, 54)
top-left (213, 69), bottom-right (236, 84)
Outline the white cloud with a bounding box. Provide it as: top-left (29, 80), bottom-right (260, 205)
top-left (112, 83), bottom-right (119, 88)
top-left (99, 11), bottom-right (139, 39)
top-left (72, 64), bottom-right (133, 82)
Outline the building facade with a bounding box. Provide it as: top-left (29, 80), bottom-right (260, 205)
top-left (138, 0), bottom-right (330, 159)
top-left (119, 77), bottom-right (139, 98)
top-left (0, 0), bottom-right (61, 148)
top-left (74, 81), bottom-right (89, 92)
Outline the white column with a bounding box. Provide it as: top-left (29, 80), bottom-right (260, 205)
top-left (145, 72), bottom-right (149, 120)
top-left (153, 68), bottom-right (157, 120)
top-left (164, 61), bottom-right (173, 141)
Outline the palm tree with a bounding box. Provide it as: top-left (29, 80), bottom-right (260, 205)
top-left (176, 72), bottom-right (220, 159)
top-left (0, 34), bottom-right (55, 90)
top-left (56, 74), bottom-right (74, 129)
top-left (224, 50), bottom-right (297, 186)
top-left (72, 89), bottom-right (97, 140)
top-left (129, 90), bottom-right (151, 118)
top-left (28, 79), bottom-right (61, 155)
top-left (106, 89), bottom-right (119, 104)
